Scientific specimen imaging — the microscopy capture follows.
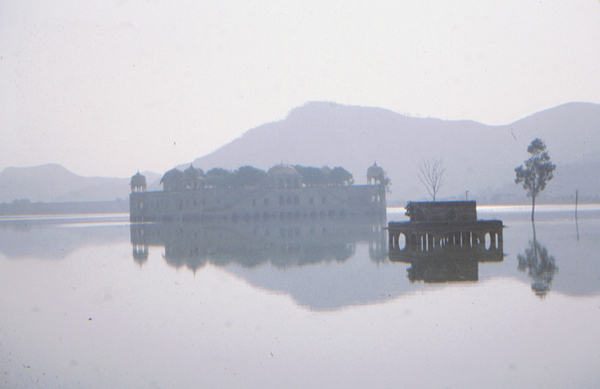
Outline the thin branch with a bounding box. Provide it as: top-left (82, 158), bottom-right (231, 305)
top-left (418, 159), bottom-right (446, 201)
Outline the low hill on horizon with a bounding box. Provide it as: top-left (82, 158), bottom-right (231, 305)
top-left (0, 164), bottom-right (160, 203)
top-left (0, 164), bottom-right (130, 203)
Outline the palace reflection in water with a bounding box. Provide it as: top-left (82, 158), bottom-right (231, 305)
top-left (131, 211), bottom-right (507, 285)
top-left (130, 215), bottom-right (388, 273)
top-left (4, 208), bottom-right (599, 389)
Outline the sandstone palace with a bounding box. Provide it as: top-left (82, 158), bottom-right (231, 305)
top-left (129, 163), bottom-right (388, 223)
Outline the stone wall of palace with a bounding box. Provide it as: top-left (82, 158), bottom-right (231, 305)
top-left (130, 184), bottom-right (386, 223)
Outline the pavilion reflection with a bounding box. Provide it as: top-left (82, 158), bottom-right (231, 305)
top-left (388, 241), bottom-right (504, 283)
top-left (130, 216), bottom-right (387, 271)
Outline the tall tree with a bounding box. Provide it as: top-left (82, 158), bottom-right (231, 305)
top-left (515, 138), bottom-right (556, 222)
top-left (233, 166), bottom-right (268, 187)
top-left (204, 167), bottom-right (233, 189)
top-left (294, 165), bottom-right (326, 186)
top-left (418, 159), bottom-right (446, 201)
top-left (328, 167), bottom-right (354, 186)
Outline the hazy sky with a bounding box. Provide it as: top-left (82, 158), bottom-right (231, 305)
top-left (1, 0), bottom-right (599, 178)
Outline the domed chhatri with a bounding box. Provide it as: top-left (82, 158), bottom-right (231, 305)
top-left (267, 164), bottom-right (301, 176)
top-left (183, 164), bottom-right (204, 190)
top-left (160, 168), bottom-right (184, 192)
top-left (183, 164), bottom-right (203, 179)
top-left (129, 164), bottom-right (387, 223)
top-left (367, 162), bottom-right (385, 185)
top-left (268, 164), bottom-right (302, 189)
top-left (130, 172), bottom-right (147, 193)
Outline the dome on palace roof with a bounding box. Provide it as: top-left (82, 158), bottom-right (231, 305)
top-left (130, 172), bottom-right (146, 186)
top-left (160, 168), bottom-right (183, 184)
top-left (183, 164), bottom-right (203, 180)
top-left (367, 162), bottom-right (384, 178)
top-left (267, 164), bottom-right (300, 176)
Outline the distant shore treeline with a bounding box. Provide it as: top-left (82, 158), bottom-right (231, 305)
top-left (0, 199), bottom-right (129, 216)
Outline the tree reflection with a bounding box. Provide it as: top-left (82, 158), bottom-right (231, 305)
top-left (517, 224), bottom-right (558, 298)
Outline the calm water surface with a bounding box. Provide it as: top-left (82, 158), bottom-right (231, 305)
top-left (1, 206), bottom-right (599, 389)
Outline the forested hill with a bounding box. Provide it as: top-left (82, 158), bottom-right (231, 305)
top-left (191, 102), bottom-right (600, 204)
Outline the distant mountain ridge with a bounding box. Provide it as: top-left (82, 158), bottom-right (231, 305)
top-left (2, 102), bottom-right (599, 204)
top-left (190, 101), bottom-right (600, 204)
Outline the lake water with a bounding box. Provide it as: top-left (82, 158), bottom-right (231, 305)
top-left (1, 205), bottom-right (599, 389)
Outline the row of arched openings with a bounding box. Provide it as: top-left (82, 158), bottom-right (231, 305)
top-left (391, 230), bottom-right (502, 251)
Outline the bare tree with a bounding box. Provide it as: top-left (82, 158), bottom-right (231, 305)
top-left (418, 159), bottom-right (446, 201)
